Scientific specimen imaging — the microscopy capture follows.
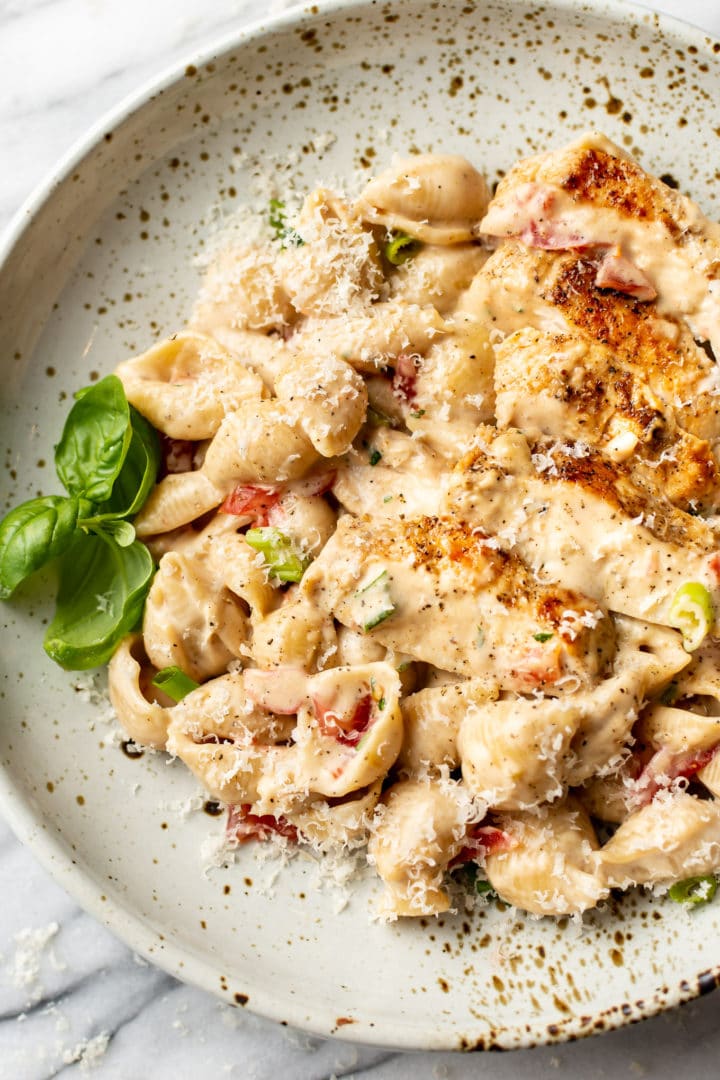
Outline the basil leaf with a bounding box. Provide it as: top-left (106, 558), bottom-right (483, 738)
top-left (0, 496), bottom-right (80, 599)
top-left (99, 406), bottom-right (160, 519)
top-left (44, 533), bottom-right (154, 669)
top-left (55, 375), bottom-right (131, 502)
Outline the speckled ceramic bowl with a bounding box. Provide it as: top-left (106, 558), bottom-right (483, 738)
top-left (2, 0), bottom-right (720, 1051)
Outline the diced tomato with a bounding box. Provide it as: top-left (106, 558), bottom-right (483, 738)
top-left (450, 824), bottom-right (515, 868)
top-left (518, 219), bottom-right (591, 250)
top-left (594, 248), bottom-right (657, 301)
top-left (392, 353), bottom-right (419, 404)
top-left (483, 182), bottom-right (593, 251)
top-left (508, 644), bottom-right (563, 689)
top-left (632, 744), bottom-right (718, 806)
top-left (708, 552), bottom-right (720, 585)
top-left (313, 693), bottom-right (373, 747)
top-left (226, 803), bottom-right (299, 844)
top-left (159, 435), bottom-right (197, 477)
top-left (221, 484), bottom-right (282, 524)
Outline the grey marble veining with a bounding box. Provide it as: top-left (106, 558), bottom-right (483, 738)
top-left (2, 1), bottom-right (720, 1076)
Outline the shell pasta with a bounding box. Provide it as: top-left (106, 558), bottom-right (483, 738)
top-left (108, 133), bottom-right (720, 919)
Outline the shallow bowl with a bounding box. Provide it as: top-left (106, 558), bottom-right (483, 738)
top-left (2, 0), bottom-right (720, 1050)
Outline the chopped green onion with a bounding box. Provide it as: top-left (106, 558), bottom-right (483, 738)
top-left (369, 448), bottom-right (382, 466)
top-left (383, 495), bottom-right (393, 504)
top-left (354, 569), bottom-right (396, 632)
top-left (410, 409), bottom-right (426, 419)
top-left (476, 626), bottom-right (485, 648)
top-left (151, 666), bottom-right (199, 702)
top-left (245, 526), bottom-right (311, 583)
top-left (384, 231), bottom-right (421, 265)
top-left (475, 879), bottom-right (495, 896)
top-left (668, 582), bottom-right (714, 652)
top-left (668, 875), bottom-right (717, 906)
top-left (268, 199), bottom-right (304, 248)
top-left (377, 697), bottom-right (386, 711)
top-left (533, 631), bottom-right (554, 643)
top-left (659, 681), bottom-right (679, 706)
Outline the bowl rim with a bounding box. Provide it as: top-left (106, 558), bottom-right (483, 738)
top-left (1, 0), bottom-right (720, 1051)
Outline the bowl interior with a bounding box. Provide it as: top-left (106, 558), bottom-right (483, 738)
top-left (1, 0), bottom-right (720, 1049)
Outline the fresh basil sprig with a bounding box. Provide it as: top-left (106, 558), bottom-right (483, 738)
top-left (0, 373), bottom-right (159, 669)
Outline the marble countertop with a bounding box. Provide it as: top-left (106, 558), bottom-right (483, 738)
top-left (2, 0), bottom-right (720, 1076)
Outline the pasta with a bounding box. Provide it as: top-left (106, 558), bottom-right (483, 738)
top-left (106, 132), bottom-right (720, 920)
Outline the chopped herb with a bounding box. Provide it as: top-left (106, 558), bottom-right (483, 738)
top-left (268, 198), bottom-right (304, 248)
top-left (476, 626), bottom-right (485, 648)
top-left (668, 875), bottom-right (717, 906)
top-left (377, 697), bottom-right (386, 711)
top-left (410, 409), bottom-right (426, 419)
top-left (152, 665), bottom-right (199, 702)
top-left (369, 448), bottom-right (382, 466)
top-left (383, 495), bottom-right (393, 503)
top-left (660, 681), bottom-right (679, 706)
top-left (245, 526), bottom-right (311, 583)
top-left (383, 230), bottom-right (421, 265)
top-left (475, 879), bottom-right (495, 896)
top-left (533, 631), bottom-right (554, 643)
top-left (364, 607), bottom-right (394, 631)
top-left (354, 569), bottom-right (396, 632)
top-left (668, 581), bottom-right (714, 652)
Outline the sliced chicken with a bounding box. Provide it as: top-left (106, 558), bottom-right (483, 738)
top-left (301, 512), bottom-right (615, 689)
top-left (478, 131), bottom-right (720, 355)
top-left (461, 241), bottom-right (720, 448)
top-left (494, 327), bottom-right (720, 511)
top-left (447, 429), bottom-right (720, 633)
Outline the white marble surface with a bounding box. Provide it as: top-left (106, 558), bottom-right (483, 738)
top-left (2, 0), bottom-right (720, 1076)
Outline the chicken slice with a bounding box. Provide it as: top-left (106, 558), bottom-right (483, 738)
top-left (494, 327), bottom-right (720, 511)
top-left (478, 131), bottom-right (720, 354)
top-left (447, 429), bottom-right (720, 633)
top-left (460, 242), bottom-right (720, 447)
top-left (301, 513), bottom-right (615, 689)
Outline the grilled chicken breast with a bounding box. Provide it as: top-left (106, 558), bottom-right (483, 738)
top-left (478, 131), bottom-right (720, 356)
top-left (494, 326), bottom-right (720, 511)
top-left (302, 512), bottom-right (615, 691)
top-left (447, 429), bottom-right (720, 632)
top-left (461, 242), bottom-right (720, 447)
